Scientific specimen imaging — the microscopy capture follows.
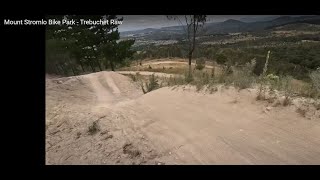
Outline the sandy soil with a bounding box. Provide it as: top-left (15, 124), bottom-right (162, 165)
top-left (143, 60), bottom-right (215, 68)
top-left (116, 71), bottom-right (182, 78)
top-left (130, 59), bottom-right (216, 69)
top-left (46, 71), bottom-right (320, 165)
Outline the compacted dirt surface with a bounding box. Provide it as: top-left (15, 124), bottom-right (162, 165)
top-left (46, 71), bottom-right (320, 165)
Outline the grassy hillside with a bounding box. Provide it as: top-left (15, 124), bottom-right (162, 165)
top-left (131, 22), bottom-right (320, 81)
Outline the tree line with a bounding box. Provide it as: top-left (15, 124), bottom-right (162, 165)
top-left (46, 15), bottom-right (135, 76)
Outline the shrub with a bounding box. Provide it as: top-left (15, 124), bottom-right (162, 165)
top-left (314, 102), bottom-right (320, 110)
top-left (310, 68), bottom-right (320, 98)
top-left (217, 65), bottom-right (232, 84)
top-left (166, 76), bottom-right (185, 86)
top-left (253, 57), bottom-right (265, 76)
top-left (195, 58), bottom-right (205, 70)
top-left (266, 74), bottom-right (280, 90)
top-left (123, 143), bottom-right (141, 158)
top-left (233, 72), bottom-right (255, 89)
top-left (127, 72), bottom-right (142, 82)
top-left (88, 121), bottom-right (100, 135)
top-left (194, 72), bottom-right (209, 91)
top-left (233, 59), bottom-right (256, 90)
top-left (257, 51), bottom-right (271, 100)
top-left (141, 74), bottom-right (159, 94)
top-left (279, 76), bottom-right (294, 106)
top-left (211, 67), bottom-right (215, 78)
top-left (129, 74), bottom-right (137, 81)
top-left (202, 72), bottom-right (210, 84)
top-left (184, 71), bottom-right (194, 83)
top-left (296, 107), bottom-right (307, 117)
top-left (209, 86), bottom-right (218, 94)
top-left (216, 54), bottom-right (227, 65)
top-left (283, 96), bottom-right (291, 106)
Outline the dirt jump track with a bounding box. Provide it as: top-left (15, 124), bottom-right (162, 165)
top-left (46, 71), bottom-right (320, 165)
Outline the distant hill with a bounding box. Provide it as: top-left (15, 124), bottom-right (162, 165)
top-left (240, 16), bottom-right (280, 23)
top-left (203, 19), bottom-right (248, 34)
top-left (273, 23), bottom-right (320, 31)
top-left (120, 15), bottom-right (320, 40)
top-left (204, 15), bottom-right (320, 34)
top-left (266, 15), bottom-right (320, 29)
top-left (120, 28), bottom-right (158, 37)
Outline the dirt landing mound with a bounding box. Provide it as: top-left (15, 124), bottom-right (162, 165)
top-left (46, 72), bottom-right (320, 165)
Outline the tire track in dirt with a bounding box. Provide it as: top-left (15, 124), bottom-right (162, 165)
top-left (46, 71), bottom-right (320, 165)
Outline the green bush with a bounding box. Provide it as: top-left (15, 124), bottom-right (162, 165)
top-left (216, 54), bottom-right (227, 65)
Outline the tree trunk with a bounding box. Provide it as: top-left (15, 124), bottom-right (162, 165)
top-left (105, 61), bottom-right (109, 69)
top-left (188, 15), bottom-right (197, 75)
top-left (110, 60), bottom-right (115, 71)
top-left (79, 60), bottom-right (85, 72)
top-left (187, 34), bottom-right (192, 75)
top-left (55, 64), bottom-right (62, 75)
top-left (60, 64), bottom-right (68, 76)
top-left (96, 59), bottom-right (102, 71)
top-left (188, 51), bottom-right (192, 75)
top-left (91, 46), bottom-right (102, 71)
top-left (192, 15), bottom-right (196, 57)
top-left (89, 61), bottom-right (95, 72)
top-left (71, 65), bottom-right (76, 76)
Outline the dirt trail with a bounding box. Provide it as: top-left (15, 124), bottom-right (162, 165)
top-left (46, 71), bottom-right (320, 165)
top-left (128, 59), bottom-right (215, 69)
top-left (132, 87), bottom-right (320, 164)
top-left (86, 72), bottom-right (122, 105)
top-left (142, 60), bottom-right (215, 68)
top-left (88, 73), bottom-right (115, 104)
top-left (117, 71), bottom-right (182, 78)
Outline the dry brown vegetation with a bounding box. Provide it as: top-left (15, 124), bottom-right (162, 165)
top-left (124, 59), bottom-right (319, 101)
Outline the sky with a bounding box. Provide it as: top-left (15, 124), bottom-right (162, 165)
top-left (117, 15), bottom-right (282, 32)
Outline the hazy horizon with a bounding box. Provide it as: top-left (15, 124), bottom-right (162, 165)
top-left (117, 15), bottom-right (292, 32)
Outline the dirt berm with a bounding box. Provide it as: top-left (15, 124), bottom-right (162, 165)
top-left (46, 71), bottom-right (320, 165)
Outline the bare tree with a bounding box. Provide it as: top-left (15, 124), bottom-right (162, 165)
top-left (167, 15), bottom-right (207, 75)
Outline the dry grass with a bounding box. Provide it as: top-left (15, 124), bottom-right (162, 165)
top-left (314, 102), bottom-right (320, 110)
top-left (124, 59), bottom-right (318, 102)
top-left (88, 121), bottom-right (100, 135)
top-left (256, 89), bottom-right (266, 101)
top-left (309, 68), bottom-right (320, 99)
top-left (75, 132), bottom-right (81, 139)
top-left (122, 143), bottom-right (141, 158)
top-left (195, 58), bottom-right (206, 70)
top-left (296, 107), bottom-right (307, 117)
top-left (282, 96), bottom-right (291, 106)
top-left (120, 60), bottom-right (217, 75)
top-left (209, 86), bottom-right (218, 94)
top-left (141, 74), bottom-right (160, 94)
top-left (310, 68), bottom-right (320, 90)
top-left (230, 97), bottom-right (239, 104)
top-left (128, 72), bottom-right (143, 82)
